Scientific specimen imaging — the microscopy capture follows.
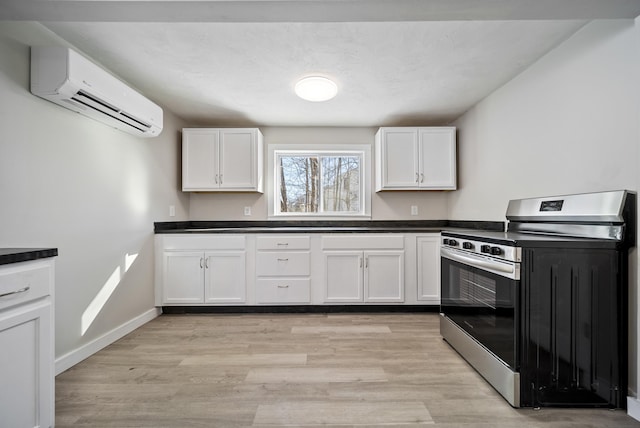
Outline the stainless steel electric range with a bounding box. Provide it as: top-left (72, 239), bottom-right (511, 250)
top-left (440, 190), bottom-right (636, 408)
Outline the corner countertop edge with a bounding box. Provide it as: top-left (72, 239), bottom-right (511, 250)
top-left (0, 248), bottom-right (59, 266)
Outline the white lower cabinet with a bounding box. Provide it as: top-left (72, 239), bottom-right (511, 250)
top-left (163, 251), bottom-right (246, 304)
top-left (0, 259), bottom-right (55, 428)
top-left (255, 235), bottom-right (311, 304)
top-left (158, 235), bottom-right (247, 305)
top-left (322, 235), bottom-right (405, 303)
top-left (324, 250), bottom-right (404, 303)
top-left (417, 235), bottom-right (441, 303)
top-left (156, 232), bottom-right (441, 307)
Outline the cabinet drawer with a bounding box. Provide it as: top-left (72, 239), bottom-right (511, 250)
top-left (255, 252), bottom-right (310, 276)
top-left (162, 234), bottom-right (246, 250)
top-left (256, 235), bottom-right (310, 250)
top-left (256, 278), bottom-right (311, 303)
top-left (0, 261), bottom-right (52, 311)
top-left (321, 234), bottom-right (404, 250)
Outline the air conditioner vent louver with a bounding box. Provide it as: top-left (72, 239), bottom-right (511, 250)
top-left (120, 111), bottom-right (152, 129)
top-left (30, 46), bottom-right (163, 138)
top-left (71, 91), bottom-right (151, 133)
top-left (74, 90), bottom-right (120, 113)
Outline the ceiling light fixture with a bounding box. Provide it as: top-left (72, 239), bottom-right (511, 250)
top-left (294, 76), bottom-right (338, 102)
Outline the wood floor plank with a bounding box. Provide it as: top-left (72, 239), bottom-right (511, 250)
top-left (180, 353), bottom-right (308, 366)
top-left (252, 401), bottom-right (434, 426)
top-left (245, 367), bottom-right (388, 383)
top-left (291, 325), bottom-right (392, 334)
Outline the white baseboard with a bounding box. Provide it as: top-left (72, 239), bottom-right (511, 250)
top-left (55, 307), bottom-right (162, 375)
top-left (628, 396), bottom-right (640, 422)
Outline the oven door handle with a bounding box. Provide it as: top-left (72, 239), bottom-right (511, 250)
top-left (441, 248), bottom-right (517, 276)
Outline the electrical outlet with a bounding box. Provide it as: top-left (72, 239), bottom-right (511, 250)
top-left (169, 205), bottom-right (176, 217)
top-left (411, 205), bottom-right (418, 216)
top-left (244, 206), bottom-right (251, 216)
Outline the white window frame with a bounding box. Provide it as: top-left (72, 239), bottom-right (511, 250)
top-left (267, 144), bottom-right (372, 220)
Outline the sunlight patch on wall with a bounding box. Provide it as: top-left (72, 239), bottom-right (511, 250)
top-left (125, 252), bottom-right (138, 271)
top-left (81, 252), bottom-right (139, 336)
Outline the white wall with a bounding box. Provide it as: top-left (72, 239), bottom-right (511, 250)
top-left (450, 20), bottom-right (638, 221)
top-left (0, 22), bottom-right (189, 369)
top-left (189, 126), bottom-right (450, 220)
top-left (450, 19), bottom-right (640, 403)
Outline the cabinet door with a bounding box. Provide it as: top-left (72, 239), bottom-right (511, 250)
top-left (417, 236), bottom-right (440, 302)
top-left (365, 251), bottom-right (404, 302)
top-left (0, 300), bottom-right (53, 428)
top-left (163, 252), bottom-right (204, 304)
top-left (204, 251), bottom-right (246, 303)
top-left (378, 128), bottom-right (418, 189)
top-left (418, 127), bottom-right (456, 189)
top-left (219, 129), bottom-right (259, 191)
top-left (182, 129), bottom-right (219, 190)
top-left (324, 251), bottom-right (363, 302)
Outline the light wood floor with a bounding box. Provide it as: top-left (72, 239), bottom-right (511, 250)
top-left (56, 312), bottom-right (640, 427)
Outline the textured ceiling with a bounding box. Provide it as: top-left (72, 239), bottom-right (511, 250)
top-left (4, 1), bottom-right (639, 127)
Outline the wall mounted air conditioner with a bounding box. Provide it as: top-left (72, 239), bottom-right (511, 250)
top-left (30, 46), bottom-right (163, 138)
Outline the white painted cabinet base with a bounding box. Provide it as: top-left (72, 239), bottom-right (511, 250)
top-left (157, 235), bottom-right (247, 305)
top-left (322, 235), bottom-right (405, 304)
top-left (255, 235), bottom-right (311, 305)
top-left (417, 236), bottom-right (441, 303)
top-left (0, 259), bottom-right (55, 428)
top-left (156, 233), bottom-right (441, 307)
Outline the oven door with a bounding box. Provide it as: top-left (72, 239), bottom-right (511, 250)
top-left (440, 248), bottom-right (520, 369)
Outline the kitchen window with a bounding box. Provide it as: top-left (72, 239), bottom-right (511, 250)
top-left (268, 144), bottom-right (371, 219)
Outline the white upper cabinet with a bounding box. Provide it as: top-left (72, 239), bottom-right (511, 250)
top-left (375, 127), bottom-right (456, 191)
top-left (182, 128), bottom-right (264, 192)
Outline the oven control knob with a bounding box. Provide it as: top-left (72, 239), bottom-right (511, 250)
top-left (442, 238), bottom-right (450, 245)
top-left (490, 246), bottom-right (503, 256)
top-left (462, 242), bottom-right (474, 250)
top-left (448, 239), bottom-right (458, 247)
top-left (481, 245), bottom-right (491, 253)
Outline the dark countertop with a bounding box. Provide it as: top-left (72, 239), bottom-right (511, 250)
top-left (0, 248), bottom-right (58, 266)
top-left (155, 220), bottom-right (505, 234)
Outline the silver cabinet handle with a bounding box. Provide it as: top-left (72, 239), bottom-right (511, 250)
top-left (360, 257), bottom-right (363, 268)
top-left (415, 172), bottom-right (419, 183)
top-left (277, 258), bottom-right (289, 262)
top-left (205, 258), bottom-right (209, 269)
top-left (277, 285), bottom-right (289, 289)
top-left (219, 174), bottom-right (223, 184)
top-left (214, 174), bottom-right (218, 184)
top-left (420, 173), bottom-right (424, 183)
top-left (200, 257), bottom-right (204, 268)
top-left (0, 286), bottom-right (30, 298)
top-left (365, 257), bottom-right (369, 268)
top-left (277, 242), bottom-right (289, 246)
